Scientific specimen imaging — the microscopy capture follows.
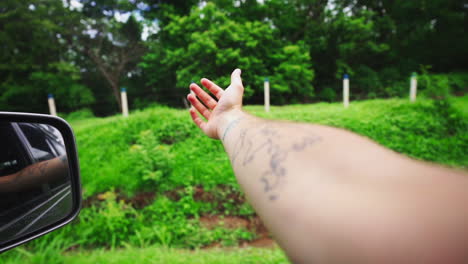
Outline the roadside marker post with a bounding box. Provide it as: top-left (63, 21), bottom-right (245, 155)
top-left (121, 88), bottom-right (129, 117)
top-left (343, 74), bottom-right (349, 108)
top-left (410, 72), bottom-right (417, 102)
top-left (183, 97), bottom-right (189, 109)
top-left (48, 94), bottom-right (57, 116)
top-left (264, 78), bottom-right (270, 112)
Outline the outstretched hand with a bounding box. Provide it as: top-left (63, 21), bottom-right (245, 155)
top-left (187, 69), bottom-right (244, 139)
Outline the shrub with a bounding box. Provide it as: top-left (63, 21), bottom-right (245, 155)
top-left (318, 87), bottom-right (337, 102)
top-left (353, 65), bottom-right (381, 96)
top-left (447, 72), bottom-right (468, 94)
top-left (63, 108), bottom-right (95, 121)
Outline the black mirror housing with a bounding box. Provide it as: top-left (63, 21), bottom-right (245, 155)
top-left (0, 112), bottom-right (81, 253)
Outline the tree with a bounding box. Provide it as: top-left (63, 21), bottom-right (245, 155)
top-left (0, 0), bottom-right (94, 113)
top-left (141, 3), bottom-right (315, 105)
top-left (79, 16), bottom-right (146, 109)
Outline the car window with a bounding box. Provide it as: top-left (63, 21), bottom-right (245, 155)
top-left (18, 124), bottom-right (55, 162)
top-left (0, 123), bottom-right (27, 177)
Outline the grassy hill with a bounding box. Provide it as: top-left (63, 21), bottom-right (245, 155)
top-left (73, 97), bottom-right (467, 198)
top-left (3, 96), bottom-right (467, 264)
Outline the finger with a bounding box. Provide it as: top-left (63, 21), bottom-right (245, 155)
top-left (201, 78), bottom-right (224, 99)
top-left (230, 68), bottom-right (243, 87)
top-left (187, 94), bottom-right (211, 120)
top-left (190, 83), bottom-right (218, 109)
top-left (189, 107), bottom-right (207, 132)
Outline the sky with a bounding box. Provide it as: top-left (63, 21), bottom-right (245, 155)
top-left (62, 0), bottom-right (158, 40)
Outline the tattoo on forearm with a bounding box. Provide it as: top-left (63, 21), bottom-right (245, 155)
top-left (222, 117), bottom-right (244, 141)
top-left (13, 161), bottom-right (50, 186)
top-left (231, 124), bottom-right (322, 201)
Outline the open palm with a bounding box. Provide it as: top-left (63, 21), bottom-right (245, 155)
top-left (187, 69), bottom-right (244, 139)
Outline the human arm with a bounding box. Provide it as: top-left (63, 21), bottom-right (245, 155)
top-left (0, 156), bottom-right (69, 193)
top-left (188, 69), bottom-right (468, 263)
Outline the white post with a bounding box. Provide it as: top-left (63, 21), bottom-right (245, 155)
top-left (121, 88), bottom-right (129, 117)
top-left (343, 74), bottom-right (349, 108)
top-left (264, 78), bottom-right (270, 112)
top-left (48, 94), bottom-right (57, 116)
top-left (410, 73), bottom-right (417, 102)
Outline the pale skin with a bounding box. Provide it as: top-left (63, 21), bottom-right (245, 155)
top-left (188, 69), bottom-right (468, 264)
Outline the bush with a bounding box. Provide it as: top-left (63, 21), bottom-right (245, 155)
top-left (418, 68), bottom-right (467, 98)
top-left (353, 65), bottom-right (381, 96)
top-left (447, 72), bottom-right (468, 94)
top-left (419, 74), bottom-right (451, 99)
top-left (63, 108), bottom-right (95, 121)
top-left (318, 87), bottom-right (337, 102)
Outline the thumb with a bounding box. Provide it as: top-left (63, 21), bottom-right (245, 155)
top-left (230, 68), bottom-right (243, 88)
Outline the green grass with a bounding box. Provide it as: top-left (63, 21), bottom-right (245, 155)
top-left (2, 96), bottom-right (467, 263)
top-left (3, 246), bottom-right (288, 264)
top-left (72, 97), bottom-right (467, 198)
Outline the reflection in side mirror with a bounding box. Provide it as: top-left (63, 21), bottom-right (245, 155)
top-left (0, 113), bottom-right (81, 253)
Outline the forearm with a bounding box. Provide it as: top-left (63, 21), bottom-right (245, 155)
top-left (0, 156), bottom-right (68, 193)
top-left (218, 110), bottom-right (468, 263)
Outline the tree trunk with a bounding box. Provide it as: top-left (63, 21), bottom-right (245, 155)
top-left (110, 80), bottom-right (122, 112)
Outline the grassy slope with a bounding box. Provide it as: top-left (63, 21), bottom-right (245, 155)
top-left (2, 97), bottom-right (466, 264)
top-left (73, 97), bottom-right (467, 197)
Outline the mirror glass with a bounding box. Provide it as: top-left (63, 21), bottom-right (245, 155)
top-left (0, 122), bottom-right (73, 245)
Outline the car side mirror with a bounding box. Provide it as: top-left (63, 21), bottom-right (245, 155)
top-left (0, 112), bottom-right (81, 253)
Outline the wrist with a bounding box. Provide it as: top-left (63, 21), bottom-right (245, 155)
top-left (216, 108), bottom-right (246, 141)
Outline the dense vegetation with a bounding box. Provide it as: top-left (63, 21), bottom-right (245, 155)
top-left (1, 0), bottom-right (467, 262)
top-left (1, 0), bottom-right (467, 115)
top-left (3, 96), bottom-right (467, 264)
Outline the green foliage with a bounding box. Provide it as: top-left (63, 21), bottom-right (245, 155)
top-left (76, 191), bottom-right (142, 248)
top-left (69, 97), bottom-right (467, 199)
top-left (4, 246), bottom-right (290, 264)
top-left (1, 0), bottom-right (468, 113)
top-left (128, 130), bottom-right (174, 190)
top-left (45, 188), bottom-right (254, 250)
top-left (447, 72), bottom-right (468, 94)
top-left (352, 65), bottom-right (381, 97)
top-left (0, 0), bottom-right (87, 113)
top-left (141, 2), bottom-right (314, 104)
top-left (271, 44), bottom-right (315, 103)
top-left (3, 97), bottom-right (467, 262)
top-left (63, 108), bottom-right (95, 121)
top-left (30, 62), bottom-right (95, 111)
top-left (318, 87), bottom-right (337, 102)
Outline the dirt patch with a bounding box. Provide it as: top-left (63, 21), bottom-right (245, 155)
top-left (164, 188), bottom-right (183, 201)
top-left (199, 215), bottom-right (277, 248)
top-left (200, 215), bottom-right (249, 230)
top-left (123, 191), bottom-right (156, 209)
top-left (192, 185), bottom-right (247, 214)
top-left (82, 190), bottom-right (156, 209)
top-left (193, 186), bottom-right (215, 202)
top-left (242, 237), bottom-right (277, 248)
